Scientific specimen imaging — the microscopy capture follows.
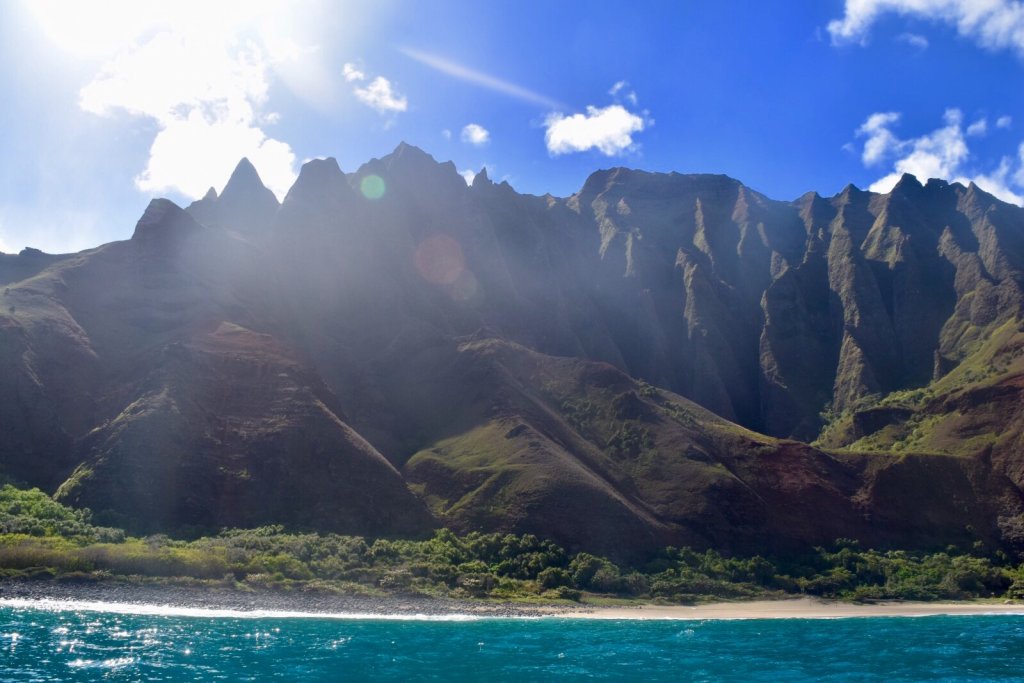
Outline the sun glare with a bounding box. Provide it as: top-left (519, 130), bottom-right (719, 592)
top-left (25, 0), bottom-right (160, 57)
top-left (23, 0), bottom-right (305, 59)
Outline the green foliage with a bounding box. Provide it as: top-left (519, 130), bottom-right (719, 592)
top-left (606, 423), bottom-right (653, 458)
top-left (560, 398), bottom-right (600, 431)
top-left (635, 380), bottom-right (659, 399)
top-left (1, 484), bottom-right (1023, 604)
top-left (0, 485), bottom-right (122, 541)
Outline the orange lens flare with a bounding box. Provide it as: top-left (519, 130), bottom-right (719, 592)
top-left (414, 234), bottom-right (464, 285)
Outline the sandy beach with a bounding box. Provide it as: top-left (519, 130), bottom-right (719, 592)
top-left (563, 597), bottom-right (1024, 620)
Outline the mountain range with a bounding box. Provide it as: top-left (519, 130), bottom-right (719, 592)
top-left (3, 143), bottom-right (1024, 560)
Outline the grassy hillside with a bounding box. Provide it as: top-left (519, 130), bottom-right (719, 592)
top-left (817, 318), bottom-right (1024, 456)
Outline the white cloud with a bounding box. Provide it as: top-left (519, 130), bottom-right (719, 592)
top-left (967, 118), bottom-right (988, 136)
top-left (971, 155), bottom-right (1024, 204)
top-left (69, 6), bottom-right (298, 200)
top-left (353, 76), bottom-right (407, 114)
top-left (342, 62), bottom-right (407, 118)
top-left (854, 108), bottom-right (1024, 205)
top-left (136, 109), bottom-right (296, 199)
top-left (461, 123), bottom-right (490, 146)
top-left (459, 169), bottom-right (476, 185)
top-left (608, 80), bottom-right (638, 105)
top-left (897, 32), bottom-right (930, 48)
top-left (1015, 143), bottom-right (1024, 186)
top-left (998, 115), bottom-right (1013, 129)
top-left (857, 111), bottom-right (902, 165)
top-left (545, 105), bottom-right (648, 156)
top-left (863, 109), bottom-right (969, 191)
top-left (342, 62), bottom-right (366, 82)
top-left (0, 226), bottom-right (12, 254)
top-left (441, 129), bottom-right (452, 140)
top-left (828, 0), bottom-right (1024, 57)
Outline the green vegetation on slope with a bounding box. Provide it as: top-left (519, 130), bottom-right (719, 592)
top-left (2, 485), bottom-right (1024, 603)
top-left (816, 319), bottom-right (1024, 455)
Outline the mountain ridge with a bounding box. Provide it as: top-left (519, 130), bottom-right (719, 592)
top-left (3, 143), bottom-right (1024, 559)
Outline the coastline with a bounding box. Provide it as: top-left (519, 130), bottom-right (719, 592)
top-left (0, 579), bottom-right (574, 619)
top-left (3, 580), bottom-right (1024, 620)
top-left (561, 597), bottom-right (1024, 620)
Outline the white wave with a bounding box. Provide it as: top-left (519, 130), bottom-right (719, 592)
top-left (0, 597), bottom-right (487, 621)
top-left (67, 656), bottom-right (135, 670)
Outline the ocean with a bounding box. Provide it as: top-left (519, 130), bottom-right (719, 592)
top-left (2, 601), bottom-right (1023, 681)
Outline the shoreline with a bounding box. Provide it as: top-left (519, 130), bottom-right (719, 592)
top-left (3, 580), bottom-right (1024, 620)
top-left (0, 579), bottom-right (572, 619)
top-left (560, 598), bottom-right (1024, 620)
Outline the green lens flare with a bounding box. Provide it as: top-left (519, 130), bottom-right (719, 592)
top-left (360, 174), bottom-right (386, 200)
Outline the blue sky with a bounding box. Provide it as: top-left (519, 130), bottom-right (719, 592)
top-left (2, 0), bottom-right (1024, 254)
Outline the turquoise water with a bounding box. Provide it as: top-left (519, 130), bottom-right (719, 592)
top-left (2, 602), bottom-right (1024, 681)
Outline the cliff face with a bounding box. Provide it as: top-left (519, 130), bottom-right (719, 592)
top-left (572, 171), bottom-right (1023, 441)
top-left (2, 145), bottom-right (1024, 558)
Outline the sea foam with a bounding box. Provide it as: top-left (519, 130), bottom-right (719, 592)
top-left (0, 597), bottom-right (485, 621)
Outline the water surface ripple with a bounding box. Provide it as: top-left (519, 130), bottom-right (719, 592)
top-left (2, 603), bottom-right (1023, 681)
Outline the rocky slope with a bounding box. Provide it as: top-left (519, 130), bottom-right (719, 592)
top-left (2, 144), bottom-right (1024, 558)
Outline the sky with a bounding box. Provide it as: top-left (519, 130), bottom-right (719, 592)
top-left (1, 0), bottom-right (1024, 254)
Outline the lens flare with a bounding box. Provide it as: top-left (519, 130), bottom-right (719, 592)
top-left (446, 269), bottom-right (479, 302)
top-left (360, 174), bottom-right (386, 199)
top-left (414, 234), bottom-right (464, 285)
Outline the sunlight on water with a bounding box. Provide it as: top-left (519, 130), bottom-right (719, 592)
top-left (2, 602), bottom-right (1024, 681)
top-left (0, 597), bottom-right (485, 621)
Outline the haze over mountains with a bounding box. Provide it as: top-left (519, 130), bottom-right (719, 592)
top-left (3, 144), bottom-right (1024, 559)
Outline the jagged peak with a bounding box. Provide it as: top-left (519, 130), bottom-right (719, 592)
top-left (283, 157), bottom-right (349, 205)
top-left (795, 190), bottom-right (831, 214)
top-left (131, 198), bottom-right (203, 243)
top-left (367, 142), bottom-right (463, 184)
top-left (386, 141), bottom-right (438, 167)
top-left (358, 142), bottom-right (466, 195)
top-left (577, 168), bottom-right (622, 196)
top-left (220, 158), bottom-right (279, 207)
top-left (961, 181), bottom-right (1013, 209)
top-left (582, 168), bottom-right (740, 194)
top-left (18, 247), bottom-right (46, 257)
top-left (303, 156), bottom-right (342, 175)
top-left (225, 157), bottom-right (258, 185)
top-left (834, 183), bottom-right (866, 206)
top-left (891, 172), bottom-right (924, 194)
top-left (184, 187), bottom-right (218, 220)
top-left (471, 166), bottom-right (491, 189)
top-left (965, 181), bottom-right (992, 202)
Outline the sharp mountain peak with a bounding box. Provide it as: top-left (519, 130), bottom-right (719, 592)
top-left (221, 157), bottom-right (278, 206)
top-left (283, 157), bottom-right (350, 205)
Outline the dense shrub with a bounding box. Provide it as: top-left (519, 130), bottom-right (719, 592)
top-left (2, 484), bottom-right (1024, 603)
